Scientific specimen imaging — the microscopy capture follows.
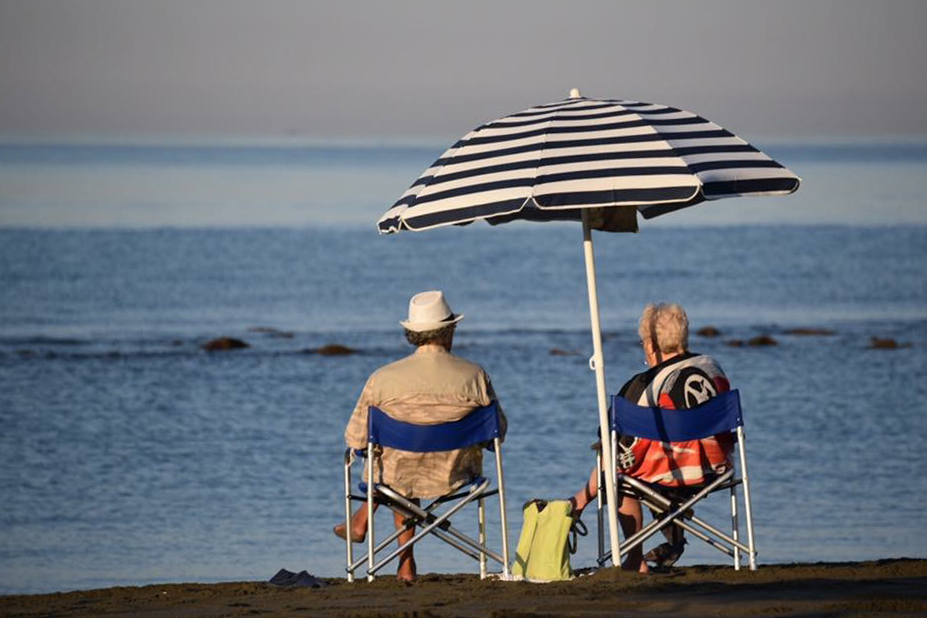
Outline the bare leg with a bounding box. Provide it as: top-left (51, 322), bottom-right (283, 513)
top-left (663, 522), bottom-right (684, 544)
top-left (618, 495), bottom-right (648, 573)
top-left (394, 506), bottom-right (417, 581)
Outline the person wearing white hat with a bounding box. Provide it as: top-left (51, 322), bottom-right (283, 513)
top-left (334, 290), bottom-right (506, 582)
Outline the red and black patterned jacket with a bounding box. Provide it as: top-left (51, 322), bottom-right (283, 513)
top-left (617, 352), bottom-right (733, 486)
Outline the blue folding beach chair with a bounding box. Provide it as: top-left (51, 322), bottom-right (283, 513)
top-left (595, 390), bottom-right (758, 570)
top-left (342, 401), bottom-right (511, 581)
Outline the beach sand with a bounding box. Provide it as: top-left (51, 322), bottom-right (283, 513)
top-left (2, 559), bottom-right (926, 618)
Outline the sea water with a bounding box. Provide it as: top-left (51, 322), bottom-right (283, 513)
top-left (0, 141), bottom-right (926, 594)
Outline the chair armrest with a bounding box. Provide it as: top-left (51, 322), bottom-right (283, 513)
top-left (344, 447), bottom-right (368, 466)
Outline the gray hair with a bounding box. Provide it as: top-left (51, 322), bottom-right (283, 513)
top-left (404, 324), bottom-right (456, 348)
top-left (638, 303), bottom-right (689, 354)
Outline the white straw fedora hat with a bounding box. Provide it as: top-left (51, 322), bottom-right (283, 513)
top-left (400, 290), bottom-right (464, 332)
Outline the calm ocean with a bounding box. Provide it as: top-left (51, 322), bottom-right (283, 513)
top-left (1, 141), bottom-right (926, 594)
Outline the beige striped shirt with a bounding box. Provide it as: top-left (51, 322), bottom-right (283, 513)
top-left (345, 345), bottom-right (506, 499)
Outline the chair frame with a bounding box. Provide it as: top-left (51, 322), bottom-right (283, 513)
top-left (595, 390), bottom-right (758, 570)
top-left (342, 401), bottom-right (510, 582)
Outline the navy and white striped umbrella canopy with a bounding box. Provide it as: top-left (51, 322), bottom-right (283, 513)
top-left (376, 91), bottom-right (800, 565)
top-left (378, 92), bottom-right (800, 233)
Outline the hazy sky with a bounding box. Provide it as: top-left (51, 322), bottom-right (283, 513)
top-left (2, 0), bottom-right (926, 141)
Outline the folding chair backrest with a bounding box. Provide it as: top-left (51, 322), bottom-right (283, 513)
top-left (368, 401), bottom-right (501, 452)
top-left (349, 401), bottom-right (511, 581)
top-left (610, 389), bottom-right (743, 442)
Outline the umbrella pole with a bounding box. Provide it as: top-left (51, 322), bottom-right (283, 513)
top-left (581, 210), bottom-right (623, 567)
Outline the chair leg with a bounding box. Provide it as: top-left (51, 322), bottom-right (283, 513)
top-left (479, 497), bottom-right (487, 579)
top-left (737, 428), bottom-right (758, 571)
top-left (611, 432), bottom-right (621, 567)
top-left (731, 484), bottom-right (741, 570)
top-left (366, 445), bottom-right (375, 582)
top-left (743, 477), bottom-right (758, 570)
top-left (494, 440), bottom-right (511, 577)
top-left (595, 450), bottom-right (606, 567)
top-left (343, 451), bottom-right (354, 582)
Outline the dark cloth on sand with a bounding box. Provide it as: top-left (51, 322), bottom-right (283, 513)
top-left (268, 568), bottom-right (328, 588)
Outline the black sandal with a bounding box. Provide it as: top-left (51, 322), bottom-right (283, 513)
top-left (643, 539), bottom-right (687, 568)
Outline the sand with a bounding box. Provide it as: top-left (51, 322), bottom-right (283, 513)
top-left (2, 559), bottom-right (926, 618)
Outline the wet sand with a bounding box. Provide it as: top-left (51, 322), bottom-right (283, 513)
top-left (2, 559), bottom-right (925, 618)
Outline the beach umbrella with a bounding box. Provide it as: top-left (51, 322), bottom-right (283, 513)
top-left (377, 89), bottom-right (800, 566)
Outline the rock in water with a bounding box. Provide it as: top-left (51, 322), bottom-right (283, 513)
top-left (202, 337), bottom-right (250, 352)
top-left (869, 337), bottom-right (911, 350)
top-left (315, 344), bottom-right (356, 356)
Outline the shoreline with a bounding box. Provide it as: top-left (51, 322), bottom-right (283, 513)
top-left (2, 558), bottom-right (925, 618)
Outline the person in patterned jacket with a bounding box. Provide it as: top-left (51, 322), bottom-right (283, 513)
top-left (569, 303), bottom-right (733, 573)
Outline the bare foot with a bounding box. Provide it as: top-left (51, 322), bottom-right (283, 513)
top-left (396, 554), bottom-right (416, 582)
top-left (332, 523), bottom-right (365, 543)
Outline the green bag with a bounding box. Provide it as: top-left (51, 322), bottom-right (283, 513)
top-left (511, 499), bottom-right (586, 582)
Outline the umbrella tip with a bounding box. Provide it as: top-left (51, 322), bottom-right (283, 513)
top-left (569, 87), bottom-right (582, 99)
